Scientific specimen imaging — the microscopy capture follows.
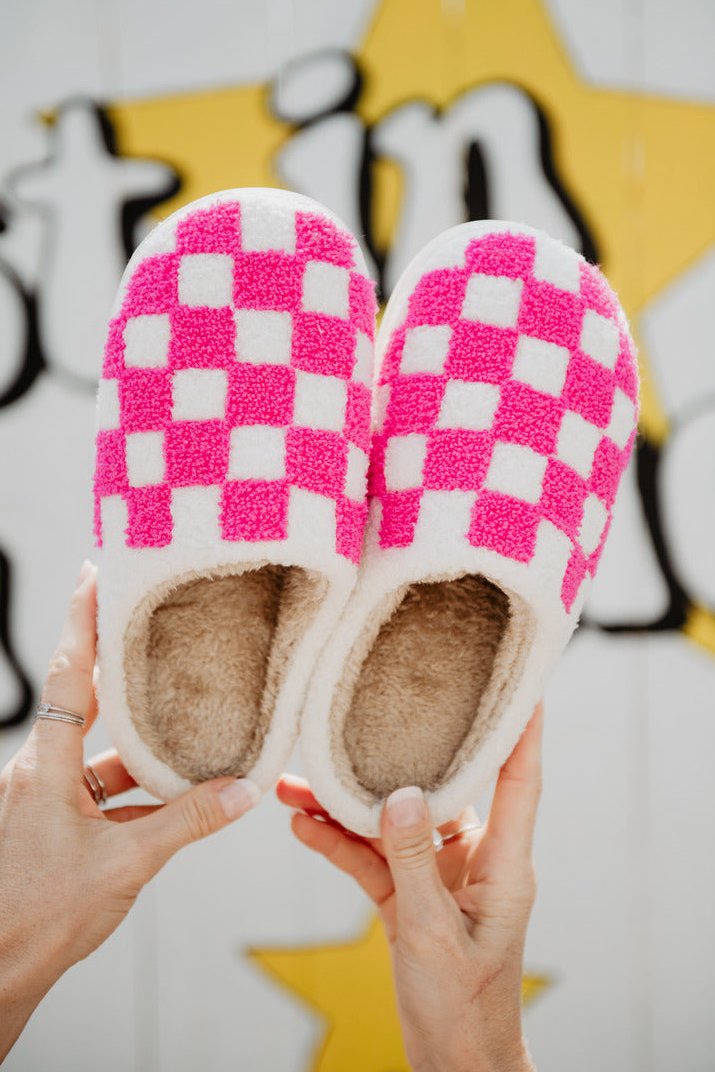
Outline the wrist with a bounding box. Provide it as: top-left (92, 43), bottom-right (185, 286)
top-left (425, 1043), bottom-right (533, 1072)
top-left (432, 1042), bottom-right (533, 1072)
top-left (0, 923), bottom-right (69, 1056)
top-left (407, 1002), bottom-right (531, 1072)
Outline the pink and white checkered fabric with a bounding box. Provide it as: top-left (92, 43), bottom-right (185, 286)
top-left (94, 196), bottom-right (376, 563)
top-left (369, 229), bottom-right (639, 611)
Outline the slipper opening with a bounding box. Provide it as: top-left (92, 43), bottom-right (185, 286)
top-left (334, 575), bottom-right (534, 799)
top-left (124, 563), bottom-right (326, 783)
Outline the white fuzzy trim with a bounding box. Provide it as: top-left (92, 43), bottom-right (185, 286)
top-left (98, 493), bottom-right (356, 802)
top-left (301, 505), bottom-right (587, 837)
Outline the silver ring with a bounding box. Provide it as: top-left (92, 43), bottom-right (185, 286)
top-left (35, 702), bottom-right (86, 728)
top-left (84, 764), bottom-right (107, 806)
top-left (433, 821), bottom-right (481, 852)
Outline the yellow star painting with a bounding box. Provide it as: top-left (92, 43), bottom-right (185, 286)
top-left (106, 2), bottom-right (715, 1064)
top-left (249, 915), bottom-right (549, 1072)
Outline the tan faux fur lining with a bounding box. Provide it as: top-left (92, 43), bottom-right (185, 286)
top-left (124, 563), bottom-right (326, 782)
top-left (334, 574), bottom-right (534, 800)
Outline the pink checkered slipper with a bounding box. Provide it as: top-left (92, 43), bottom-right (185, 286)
top-left (93, 188), bottom-right (376, 800)
top-left (301, 220), bottom-right (639, 836)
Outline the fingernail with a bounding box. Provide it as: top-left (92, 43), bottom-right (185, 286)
top-left (387, 786), bottom-right (425, 828)
top-left (77, 559), bottom-right (93, 585)
top-left (219, 778), bottom-right (260, 820)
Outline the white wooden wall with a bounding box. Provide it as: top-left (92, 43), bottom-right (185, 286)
top-left (1, 2), bottom-right (714, 1069)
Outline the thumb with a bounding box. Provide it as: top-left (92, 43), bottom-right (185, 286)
top-left (381, 787), bottom-right (450, 929)
top-left (131, 777), bottom-right (261, 879)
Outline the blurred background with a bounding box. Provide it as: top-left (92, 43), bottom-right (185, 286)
top-left (1, 1), bottom-right (714, 1069)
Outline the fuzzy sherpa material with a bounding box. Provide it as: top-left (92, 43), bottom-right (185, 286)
top-left (93, 188), bottom-right (376, 800)
top-left (300, 220), bottom-right (639, 837)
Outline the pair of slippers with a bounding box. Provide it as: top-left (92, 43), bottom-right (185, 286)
top-left (93, 188), bottom-right (638, 836)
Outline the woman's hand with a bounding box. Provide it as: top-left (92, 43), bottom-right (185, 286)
top-left (0, 561), bottom-right (259, 1062)
top-left (277, 706), bottom-right (543, 1072)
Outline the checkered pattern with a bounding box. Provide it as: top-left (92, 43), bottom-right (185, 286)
top-left (94, 198), bottom-right (376, 563)
top-left (370, 231), bottom-right (639, 611)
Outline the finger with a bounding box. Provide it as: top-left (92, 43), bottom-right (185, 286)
top-left (84, 750), bottom-right (137, 798)
top-left (433, 807), bottom-right (483, 889)
top-left (103, 804), bottom-right (163, 823)
top-left (276, 774), bottom-right (330, 817)
top-left (434, 806), bottom-right (482, 846)
top-left (277, 775), bottom-right (385, 852)
top-left (485, 702), bottom-right (544, 857)
top-left (380, 787), bottom-right (454, 931)
top-left (33, 562), bottom-right (98, 778)
top-left (291, 811), bottom-right (394, 908)
top-left (128, 777), bottom-right (260, 879)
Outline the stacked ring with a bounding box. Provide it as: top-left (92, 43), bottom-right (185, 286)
top-left (35, 702), bottom-right (86, 728)
top-left (83, 765), bottom-right (107, 807)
